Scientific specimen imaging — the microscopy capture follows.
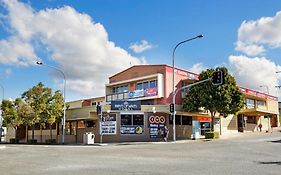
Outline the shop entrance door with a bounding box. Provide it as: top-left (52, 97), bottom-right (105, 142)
top-left (237, 114), bottom-right (245, 132)
top-left (271, 115), bottom-right (277, 127)
top-left (200, 122), bottom-right (211, 136)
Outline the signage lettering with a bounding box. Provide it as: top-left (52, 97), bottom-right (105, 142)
top-left (148, 114), bottom-right (166, 138)
top-left (240, 87), bottom-right (278, 101)
top-left (111, 101), bottom-right (141, 111)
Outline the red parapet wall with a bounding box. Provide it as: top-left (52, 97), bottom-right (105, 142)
top-left (240, 87), bottom-right (278, 101)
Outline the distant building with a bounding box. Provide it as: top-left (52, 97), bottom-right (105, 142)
top-left (221, 87), bottom-right (279, 136)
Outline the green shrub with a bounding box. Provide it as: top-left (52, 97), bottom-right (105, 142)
top-left (205, 132), bottom-right (220, 139)
top-left (10, 138), bottom-right (19, 144)
top-left (27, 139), bottom-right (37, 144)
top-left (45, 139), bottom-right (56, 144)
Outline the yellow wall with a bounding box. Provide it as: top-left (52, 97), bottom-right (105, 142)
top-left (266, 99), bottom-right (279, 114)
top-left (221, 115), bottom-right (238, 135)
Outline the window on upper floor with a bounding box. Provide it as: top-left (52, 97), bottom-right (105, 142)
top-left (246, 98), bottom-right (255, 109)
top-left (143, 81), bottom-right (149, 90)
top-left (257, 100), bottom-right (266, 107)
top-left (181, 81), bottom-right (191, 97)
top-left (112, 85), bottom-right (128, 94)
top-left (136, 80), bottom-right (157, 90)
top-left (150, 80), bottom-right (157, 88)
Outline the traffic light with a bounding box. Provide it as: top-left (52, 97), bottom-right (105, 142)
top-left (212, 70), bottom-right (223, 85)
top-left (169, 103), bottom-right (175, 113)
top-left (96, 104), bottom-right (101, 115)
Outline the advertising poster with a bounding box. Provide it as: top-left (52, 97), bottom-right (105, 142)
top-left (120, 126), bottom-right (144, 134)
top-left (148, 114), bottom-right (166, 138)
top-left (100, 114), bottom-right (117, 135)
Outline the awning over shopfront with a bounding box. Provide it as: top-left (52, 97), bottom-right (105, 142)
top-left (66, 106), bottom-right (99, 121)
top-left (176, 112), bottom-right (211, 119)
top-left (239, 108), bottom-right (279, 116)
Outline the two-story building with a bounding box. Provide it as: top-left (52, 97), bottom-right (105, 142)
top-left (220, 87), bottom-right (280, 136)
top-left (63, 65), bottom-right (212, 143)
top-left (102, 64), bottom-right (211, 142)
top-left (62, 65), bottom-right (280, 144)
top-left (18, 65), bottom-right (279, 144)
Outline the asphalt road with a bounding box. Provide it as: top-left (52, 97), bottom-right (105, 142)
top-left (1, 132), bottom-right (281, 175)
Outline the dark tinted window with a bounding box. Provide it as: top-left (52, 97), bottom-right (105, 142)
top-left (121, 114), bottom-right (132, 125)
top-left (182, 116), bottom-right (192, 125)
top-left (133, 114), bottom-right (144, 125)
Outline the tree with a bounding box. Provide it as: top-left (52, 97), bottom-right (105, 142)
top-left (1, 99), bottom-right (23, 141)
top-left (21, 82), bottom-right (52, 141)
top-left (46, 90), bottom-right (63, 142)
top-left (17, 99), bottom-right (34, 143)
top-left (183, 67), bottom-right (245, 131)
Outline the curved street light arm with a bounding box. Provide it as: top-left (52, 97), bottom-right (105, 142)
top-left (172, 34), bottom-right (203, 141)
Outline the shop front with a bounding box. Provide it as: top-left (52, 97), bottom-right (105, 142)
top-left (237, 111), bottom-right (279, 133)
top-left (191, 115), bottom-right (212, 139)
top-left (197, 116), bottom-right (212, 136)
top-left (100, 101), bottom-right (170, 142)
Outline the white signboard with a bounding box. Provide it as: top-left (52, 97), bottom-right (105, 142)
top-left (101, 121), bottom-right (117, 135)
top-left (100, 114), bottom-right (117, 135)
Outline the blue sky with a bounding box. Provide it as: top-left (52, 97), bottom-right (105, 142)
top-left (0, 0), bottom-right (281, 101)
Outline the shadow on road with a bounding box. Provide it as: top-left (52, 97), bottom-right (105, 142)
top-left (258, 161), bottom-right (281, 165)
top-left (269, 140), bottom-right (281, 143)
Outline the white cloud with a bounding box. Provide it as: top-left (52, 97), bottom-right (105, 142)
top-left (236, 11), bottom-right (281, 56)
top-left (235, 41), bottom-right (265, 56)
top-left (0, 37), bottom-right (36, 66)
top-left (129, 40), bottom-right (155, 53)
top-left (0, 0), bottom-right (145, 97)
top-left (3, 68), bottom-right (12, 78)
top-left (189, 63), bottom-right (206, 74)
top-left (228, 55), bottom-right (281, 96)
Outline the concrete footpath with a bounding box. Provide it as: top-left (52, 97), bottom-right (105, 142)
top-left (1, 126), bottom-right (280, 147)
top-left (219, 126), bottom-right (281, 140)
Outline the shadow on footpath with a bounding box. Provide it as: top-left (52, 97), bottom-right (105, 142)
top-left (258, 161), bottom-right (281, 165)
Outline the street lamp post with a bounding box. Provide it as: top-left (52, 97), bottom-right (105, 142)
top-left (0, 84), bottom-right (4, 143)
top-left (259, 85), bottom-right (269, 94)
top-left (172, 34), bottom-right (203, 141)
top-left (36, 61), bottom-right (66, 144)
top-left (0, 84), bottom-right (3, 101)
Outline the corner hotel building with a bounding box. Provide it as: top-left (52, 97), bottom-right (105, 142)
top-left (16, 65), bottom-right (280, 143)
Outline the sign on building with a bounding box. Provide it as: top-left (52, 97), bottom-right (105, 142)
top-left (111, 101), bottom-right (141, 111)
top-left (148, 114), bottom-right (166, 138)
top-left (100, 114), bottom-right (117, 135)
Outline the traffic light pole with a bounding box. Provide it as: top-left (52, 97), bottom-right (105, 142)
top-left (172, 77), bottom-right (212, 141)
top-left (99, 105), bottom-right (103, 144)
